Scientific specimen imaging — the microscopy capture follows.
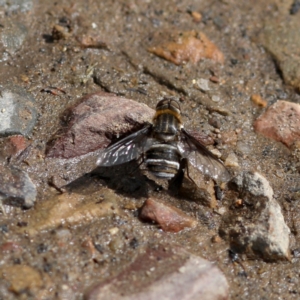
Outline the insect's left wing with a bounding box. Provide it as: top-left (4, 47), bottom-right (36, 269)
top-left (178, 128), bottom-right (231, 183)
top-left (97, 124), bottom-right (153, 167)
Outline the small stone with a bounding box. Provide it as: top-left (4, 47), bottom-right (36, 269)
top-left (0, 86), bottom-right (37, 137)
top-left (109, 227), bottom-right (119, 235)
top-left (0, 21), bottom-right (28, 54)
top-left (209, 76), bottom-right (219, 83)
top-left (290, 0), bottom-right (300, 14)
top-left (210, 148), bottom-right (222, 158)
top-left (51, 24), bottom-right (71, 40)
top-left (224, 152), bottom-right (239, 167)
top-left (197, 78), bottom-right (210, 92)
top-left (211, 235), bottom-right (222, 243)
top-left (85, 246), bottom-right (229, 300)
top-left (6, 135), bottom-right (27, 156)
top-left (0, 165), bottom-right (36, 209)
top-left (254, 100), bottom-right (300, 148)
top-left (139, 198), bottom-right (197, 232)
top-left (220, 171), bottom-right (290, 261)
top-left (191, 11), bottom-right (202, 23)
top-left (211, 95), bottom-right (220, 102)
top-left (0, 0), bottom-right (33, 13)
top-left (148, 30), bottom-right (224, 65)
top-left (251, 94), bottom-right (267, 107)
top-left (77, 35), bottom-right (108, 49)
top-left (109, 237), bottom-right (124, 252)
top-left (0, 265), bottom-right (43, 294)
top-left (46, 93), bottom-right (154, 158)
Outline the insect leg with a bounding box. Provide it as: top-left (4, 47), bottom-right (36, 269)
top-left (128, 153), bottom-right (145, 176)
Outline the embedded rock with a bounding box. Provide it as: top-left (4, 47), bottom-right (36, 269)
top-left (85, 246), bottom-right (229, 300)
top-left (254, 100), bottom-right (300, 148)
top-left (47, 93), bottom-right (154, 158)
top-left (220, 171), bottom-right (290, 261)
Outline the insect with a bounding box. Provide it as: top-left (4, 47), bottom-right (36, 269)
top-left (97, 98), bottom-right (230, 187)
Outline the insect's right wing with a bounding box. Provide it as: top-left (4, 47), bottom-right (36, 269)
top-left (178, 128), bottom-right (231, 183)
top-left (97, 124), bottom-right (153, 167)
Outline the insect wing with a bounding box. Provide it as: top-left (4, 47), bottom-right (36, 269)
top-left (178, 128), bottom-right (230, 182)
top-left (97, 124), bottom-right (152, 167)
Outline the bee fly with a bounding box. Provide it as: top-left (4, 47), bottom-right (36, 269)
top-left (97, 99), bottom-right (230, 188)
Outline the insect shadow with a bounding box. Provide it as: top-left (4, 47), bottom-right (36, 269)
top-left (64, 160), bottom-right (162, 199)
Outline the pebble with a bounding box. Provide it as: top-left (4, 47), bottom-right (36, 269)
top-left (139, 198), bottom-right (197, 232)
top-left (0, 265), bottom-right (43, 294)
top-left (224, 152), bottom-right (239, 168)
top-left (108, 227), bottom-right (119, 235)
top-left (0, 21), bottom-right (28, 55)
top-left (148, 30), bottom-right (224, 65)
top-left (221, 171), bottom-right (290, 261)
top-left (46, 93), bottom-right (154, 158)
top-left (0, 165), bottom-right (36, 209)
top-left (0, 86), bottom-right (37, 137)
top-left (197, 78), bottom-right (210, 92)
top-left (191, 11), bottom-right (202, 23)
top-left (0, 0), bottom-right (33, 13)
top-left (211, 95), bottom-right (220, 102)
top-left (85, 246), bottom-right (229, 300)
top-left (251, 94), bottom-right (267, 107)
top-left (254, 100), bottom-right (300, 148)
top-left (210, 148), bottom-right (222, 158)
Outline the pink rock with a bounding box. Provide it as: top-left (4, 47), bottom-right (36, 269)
top-left (85, 246), bottom-right (229, 300)
top-left (254, 100), bottom-right (300, 148)
top-left (8, 135), bottom-right (27, 155)
top-left (139, 198), bottom-right (197, 232)
top-left (46, 93), bottom-right (154, 158)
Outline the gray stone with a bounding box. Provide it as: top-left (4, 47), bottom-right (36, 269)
top-left (197, 78), bottom-right (210, 92)
top-left (0, 0), bottom-right (33, 13)
top-left (220, 171), bottom-right (290, 261)
top-left (258, 15), bottom-right (300, 90)
top-left (0, 86), bottom-right (37, 137)
top-left (0, 165), bottom-right (36, 209)
top-left (0, 21), bottom-right (28, 55)
top-left (85, 246), bottom-right (229, 300)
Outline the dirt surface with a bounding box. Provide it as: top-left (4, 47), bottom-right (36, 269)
top-left (0, 0), bottom-right (300, 299)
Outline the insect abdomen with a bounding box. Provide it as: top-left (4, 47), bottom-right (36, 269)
top-left (145, 144), bottom-right (181, 178)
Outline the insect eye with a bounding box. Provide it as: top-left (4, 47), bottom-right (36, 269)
top-left (156, 98), bottom-right (181, 112)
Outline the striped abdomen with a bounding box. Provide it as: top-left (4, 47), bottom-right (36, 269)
top-left (145, 144), bottom-right (181, 178)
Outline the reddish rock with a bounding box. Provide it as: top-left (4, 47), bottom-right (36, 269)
top-left (46, 93), bottom-right (154, 158)
top-left (148, 30), bottom-right (224, 65)
top-left (139, 198), bottom-right (197, 232)
top-left (254, 100), bottom-right (300, 148)
top-left (7, 135), bottom-right (27, 155)
top-left (85, 246), bottom-right (229, 300)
